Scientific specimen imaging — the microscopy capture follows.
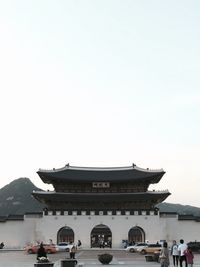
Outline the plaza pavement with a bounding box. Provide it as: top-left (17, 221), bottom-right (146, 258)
top-left (1, 249), bottom-right (200, 267)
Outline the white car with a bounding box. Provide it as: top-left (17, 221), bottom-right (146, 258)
top-left (125, 242), bottom-right (148, 253)
top-left (56, 242), bottom-right (74, 252)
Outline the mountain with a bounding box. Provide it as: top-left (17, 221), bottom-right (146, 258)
top-left (0, 178), bottom-right (200, 216)
top-left (0, 178), bottom-right (44, 216)
top-left (156, 202), bottom-right (200, 216)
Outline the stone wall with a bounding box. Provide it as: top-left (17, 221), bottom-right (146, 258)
top-left (0, 212), bottom-right (200, 248)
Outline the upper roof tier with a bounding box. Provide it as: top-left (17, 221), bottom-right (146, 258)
top-left (37, 164), bottom-right (165, 184)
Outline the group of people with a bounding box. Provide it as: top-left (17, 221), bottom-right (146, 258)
top-left (37, 240), bottom-right (82, 261)
top-left (36, 238), bottom-right (194, 266)
top-left (160, 239), bottom-right (194, 267)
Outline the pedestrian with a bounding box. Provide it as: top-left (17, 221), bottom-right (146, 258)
top-left (77, 240), bottom-right (82, 248)
top-left (69, 245), bottom-right (76, 259)
top-left (184, 246), bottom-right (194, 267)
top-left (171, 240), bottom-right (179, 266)
top-left (37, 243), bottom-right (47, 260)
top-left (178, 239), bottom-right (188, 267)
top-left (159, 241), bottom-right (170, 267)
top-left (0, 242), bottom-right (4, 249)
top-left (99, 239), bottom-right (104, 248)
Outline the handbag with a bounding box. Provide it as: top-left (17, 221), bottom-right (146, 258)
top-left (159, 250), bottom-right (167, 259)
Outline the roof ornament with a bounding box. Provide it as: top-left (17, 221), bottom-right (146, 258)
top-left (132, 163), bottom-right (136, 168)
top-left (65, 163), bottom-right (69, 167)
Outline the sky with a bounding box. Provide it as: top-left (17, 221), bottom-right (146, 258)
top-left (0, 0), bottom-right (200, 207)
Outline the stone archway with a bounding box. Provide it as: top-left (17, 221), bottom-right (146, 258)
top-left (128, 226), bottom-right (145, 244)
top-left (91, 224), bottom-right (112, 248)
top-left (57, 226), bottom-right (74, 244)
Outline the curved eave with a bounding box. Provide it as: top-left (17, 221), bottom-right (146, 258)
top-left (37, 165), bottom-right (165, 184)
top-left (32, 191), bottom-right (171, 203)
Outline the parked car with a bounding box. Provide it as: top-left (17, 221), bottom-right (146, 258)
top-left (125, 242), bottom-right (148, 253)
top-left (139, 243), bottom-right (162, 255)
top-left (56, 242), bottom-right (74, 252)
top-left (187, 242), bottom-right (200, 252)
top-left (25, 244), bottom-right (57, 254)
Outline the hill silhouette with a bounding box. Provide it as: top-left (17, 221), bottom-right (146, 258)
top-left (157, 202), bottom-right (200, 216)
top-left (0, 178), bottom-right (44, 216)
top-left (0, 178), bottom-right (200, 216)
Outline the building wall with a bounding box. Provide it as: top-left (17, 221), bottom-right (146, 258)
top-left (159, 215), bottom-right (200, 243)
top-left (0, 217), bottom-right (39, 248)
top-left (36, 213), bottom-right (161, 248)
top-left (0, 213), bottom-right (200, 248)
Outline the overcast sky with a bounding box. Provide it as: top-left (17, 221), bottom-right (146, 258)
top-left (0, 1), bottom-right (200, 207)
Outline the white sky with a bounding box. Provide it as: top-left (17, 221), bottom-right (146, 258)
top-left (0, 0), bottom-right (200, 207)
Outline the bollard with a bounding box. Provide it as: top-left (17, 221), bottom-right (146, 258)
top-left (61, 259), bottom-right (77, 267)
top-left (34, 263), bottom-right (54, 267)
top-left (145, 255), bottom-right (154, 262)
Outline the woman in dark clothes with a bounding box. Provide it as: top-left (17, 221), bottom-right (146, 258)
top-left (37, 243), bottom-right (47, 260)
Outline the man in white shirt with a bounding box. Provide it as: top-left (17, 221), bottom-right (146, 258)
top-left (178, 239), bottom-right (188, 267)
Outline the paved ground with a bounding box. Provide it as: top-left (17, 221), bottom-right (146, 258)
top-left (1, 249), bottom-right (200, 267)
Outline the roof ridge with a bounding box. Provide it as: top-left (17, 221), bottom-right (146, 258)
top-left (38, 164), bottom-right (164, 173)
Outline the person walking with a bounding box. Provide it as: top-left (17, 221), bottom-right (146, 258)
top-left (178, 239), bottom-right (188, 267)
top-left (77, 240), bottom-right (82, 248)
top-left (160, 241), bottom-right (170, 267)
top-left (69, 245), bottom-right (76, 259)
top-left (171, 240), bottom-right (179, 266)
top-left (184, 246), bottom-right (194, 267)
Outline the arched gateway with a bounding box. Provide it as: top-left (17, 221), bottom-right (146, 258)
top-left (128, 226), bottom-right (145, 243)
top-left (57, 226), bottom-right (74, 244)
top-left (91, 224), bottom-right (112, 248)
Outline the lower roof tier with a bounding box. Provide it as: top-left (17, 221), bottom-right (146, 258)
top-left (32, 190), bottom-right (170, 210)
